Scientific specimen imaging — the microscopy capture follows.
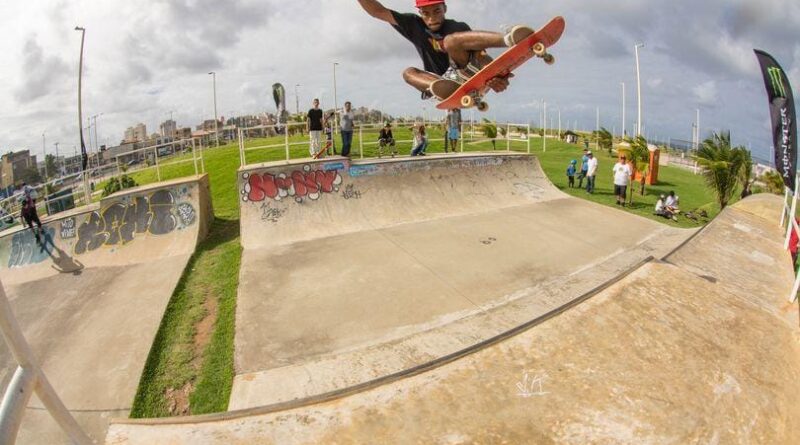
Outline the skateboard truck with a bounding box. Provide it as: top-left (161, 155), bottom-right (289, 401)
top-left (532, 42), bottom-right (555, 65)
top-left (460, 93), bottom-right (489, 112)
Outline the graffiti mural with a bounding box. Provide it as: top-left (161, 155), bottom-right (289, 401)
top-left (60, 218), bottom-right (77, 239)
top-left (8, 227), bottom-right (55, 268)
top-left (74, 188), bottom-right (195, 255)
top-left (241, 164), bottom-right (343, 203)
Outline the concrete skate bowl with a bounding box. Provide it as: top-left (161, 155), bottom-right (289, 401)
top-left (229, 153), bottom-right (694, 409)
top-left (0, 175), bottom-right (212, 444)
top-left (107, 192), bottom-right (800, 444)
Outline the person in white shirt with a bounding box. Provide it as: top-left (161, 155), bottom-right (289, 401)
top-left (655, 194), bottom-right (677, 221)
top-left (665, 190), bottom-right (680, 214)
top-left (585, 151), bottom-right (598, 193)
top-left (612, 155), bottom-right (633, 206)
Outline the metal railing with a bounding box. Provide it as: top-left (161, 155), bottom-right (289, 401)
top-left (0, 279), bottom-right (92, 444)
top-left (112, 137), bottom-right (204, 182)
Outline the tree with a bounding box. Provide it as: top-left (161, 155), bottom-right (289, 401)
top-left (482, 119), bottom-right (497, 150)
top-left (597, 127), bottom-right (613, 154)
top-left (102, 174), bottom-right (138, 198)
top-left (45, 154), bottom-right (58, 180)
top-left (695, 131), bottom-right (748, 210)
top-left (762, 170), bottom-right (785, 194)
top-left (19, 166), bottom-right (42, 185)
top-left (622, 135), bottom-right (650, 203)
top-left (738, 148), bottom-right (754, 199)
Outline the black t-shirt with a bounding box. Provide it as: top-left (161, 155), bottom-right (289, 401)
top-left (390, 10), bottom-right (471, 75)
top-left (307, 108), bottom-right (323, 131)
top-left (379, 129), bottom-right (393, 140)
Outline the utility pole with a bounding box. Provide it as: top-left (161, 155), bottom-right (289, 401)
top-left (696, 109), bottom-right (700, 150)
top-left (42, 133), bottom-right (48, 179)
top-left (634, 43), bottom-right (645, 137)
top-left (208, 72), bottom-right (219, 147)
top-left (543, 101), bottom-right (547, 152)
top-left (621, 82), bottom-right (626, 138)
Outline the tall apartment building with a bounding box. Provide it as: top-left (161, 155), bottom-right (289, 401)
top-left (0, 150), bottom-right (38, 188)
top-left (123, 123), bottom-right (147, 143)
top-left (160, 119), bottom-right (177, 139)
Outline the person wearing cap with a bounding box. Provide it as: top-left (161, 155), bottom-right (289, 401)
top-left (566, 159), bottom-right (577, 188)
top-left (612, 155), bottom-right (632, 206)
top-left (377, 122), bottom-right (397, 158)
top-left (357, 0), bottom-right (533, 98)
top-left (585, 151), bottom-right (598, 193)
top-left (577, 148), bottom-right (589, 188)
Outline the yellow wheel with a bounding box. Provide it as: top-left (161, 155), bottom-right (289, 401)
top-left (532, 42), bottom-right (546, 57)
top-left (477, 101), bottom-right (489, 112)
top-left (460, 95), bottom-right (474, 108)
top-left (543, 54), bottom-right (555, 65)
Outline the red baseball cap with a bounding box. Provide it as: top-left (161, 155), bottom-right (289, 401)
top-left (416, 0), bottom-right (445, 7)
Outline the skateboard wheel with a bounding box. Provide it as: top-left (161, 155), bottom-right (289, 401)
top-left (477, 101), bottom-right (489, 112)
top-left (544, 54), bottom-right (555, 65)
top-left (460, 95), bottom-right (474, 108)
top-left (533, 42), bottom-right (546, 57)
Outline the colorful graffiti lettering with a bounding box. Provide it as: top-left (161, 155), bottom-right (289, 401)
top-left (241, 164), bottom-right (343, 203)
top-left (74, 189), bottom-right (194, 255)
top-left (8, 227), bottom-right (55, 268)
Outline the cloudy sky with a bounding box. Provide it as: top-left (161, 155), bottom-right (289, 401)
top-left (1, 0), bottom-right (799, 164)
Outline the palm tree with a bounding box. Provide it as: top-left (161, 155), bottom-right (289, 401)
top-left (482, 119), bottom-right (497, 150)
top-left (762, 170), bottom-right (785, 194)
top-left (695, 131), bottom-right (747, 210)
top-left (738, 148), bottom-right (754, 199)
top-left (620, 135), bottom-right (650, 203)
top-left (597, 127), bottom-right (613, 155)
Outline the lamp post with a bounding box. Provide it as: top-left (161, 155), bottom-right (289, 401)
top-left (75, 26), bottom-right (90, 201)
top-left (295, 84), bottom-right (301, 115)
top-left (208, 72), bottom-right (219, 147)
top-left (634, 43), bottom-right (644, 137)
top-left (333, 62), bottom-right (340, 153)
top-left (621, 82), bottom-right (626, 138)
top-left (42, 133), bottom-right (48, 180)
top-left (54, 142), bottom-right (60, 177)
top-left (695, 108), bottom-right (700, 150)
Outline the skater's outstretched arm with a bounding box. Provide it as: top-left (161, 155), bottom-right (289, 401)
top-left (356, 0), bottom-right (397, 25)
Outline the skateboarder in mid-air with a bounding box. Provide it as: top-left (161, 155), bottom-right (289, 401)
top-left (357, 0), bottom-right (534, 99)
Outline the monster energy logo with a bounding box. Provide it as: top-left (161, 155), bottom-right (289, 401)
top-left (767, 67), bottom-right (787, 98)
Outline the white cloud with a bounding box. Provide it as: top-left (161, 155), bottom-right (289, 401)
top-left (693, 81), bottom-right (718, 107)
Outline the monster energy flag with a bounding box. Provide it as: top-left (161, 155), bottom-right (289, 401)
top-left (272, 83), bottom-right (290, 133)
top-left (755, 49), bottom-right (797, 191)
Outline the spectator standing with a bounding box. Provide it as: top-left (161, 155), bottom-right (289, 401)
top-left (577, 148), bottom-right (589, 188)
top-left (307, 98), bottom-right (323, 157)
top-left (446, 109), bottom-right (461, 153)
top-left (585, 151), bottom-right (598, 193)
top-left (612, 155), bottom-right (632, 206)
top-left (340, 101), bottom-right (355, 157)
top-left (566, 160), bottom-right (577, 188)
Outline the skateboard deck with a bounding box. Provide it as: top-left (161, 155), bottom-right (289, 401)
top-left (313, 137), bottom-right (333, 159)
top-left (436, 16), bottom-right (565, 111)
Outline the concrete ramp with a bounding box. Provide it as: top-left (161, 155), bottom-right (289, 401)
top-left (0, 175), bottom-right (212, 444)
top-left (106, 176), bottom-right (800, 444)
top-left (232, 153), bottom-right (692, 409)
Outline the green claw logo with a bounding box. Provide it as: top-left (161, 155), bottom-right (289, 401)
top-left (767, 67), bottom-right (787, 98)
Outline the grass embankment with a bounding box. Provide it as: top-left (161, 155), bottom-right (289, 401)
top-left (130, 130), bottom-right (724, 417)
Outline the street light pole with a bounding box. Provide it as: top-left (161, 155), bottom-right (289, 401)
top-left (42, 133), bottom-right (48, 180)
top-left (634, 43), bottom-right (644, 137)
top-left (295, 84), bottom-right (301, 115)
top-left (333, 62), bottom-right (340, 154)
top-left (208, 72), bottom-right (219, 147)
top-left (75, 25), bottom-right (91, 204)
top-left (695, 108), bottom-right (700, 150)
top-left (54, 143), bottom-right (60, 177)
top-left (621, 82), bottom-right (626, 138)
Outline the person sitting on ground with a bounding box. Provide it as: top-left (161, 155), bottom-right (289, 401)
top-left (665, 190), bottom-right (680, 214)
top-left (411, 124), bottom-right (429, 156)
top-left (655, 194), bottom-right (677, 221)
top-left (378, 122), bottom-right (397, 158)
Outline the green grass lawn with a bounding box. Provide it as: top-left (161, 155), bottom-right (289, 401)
top-left (130, 130), bottom-right (727, 417)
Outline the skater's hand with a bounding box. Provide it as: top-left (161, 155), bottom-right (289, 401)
top-left (487, 74), bottom-right (513, 93)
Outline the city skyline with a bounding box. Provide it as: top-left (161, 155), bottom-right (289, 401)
top-left (0, 0), bottom-right (798, 164)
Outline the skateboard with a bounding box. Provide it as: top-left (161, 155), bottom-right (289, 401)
top-left (435, 16), bottom-right (565, 112)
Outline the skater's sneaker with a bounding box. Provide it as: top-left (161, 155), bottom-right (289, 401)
top-left (503, 25), bottom-right (534, 47)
